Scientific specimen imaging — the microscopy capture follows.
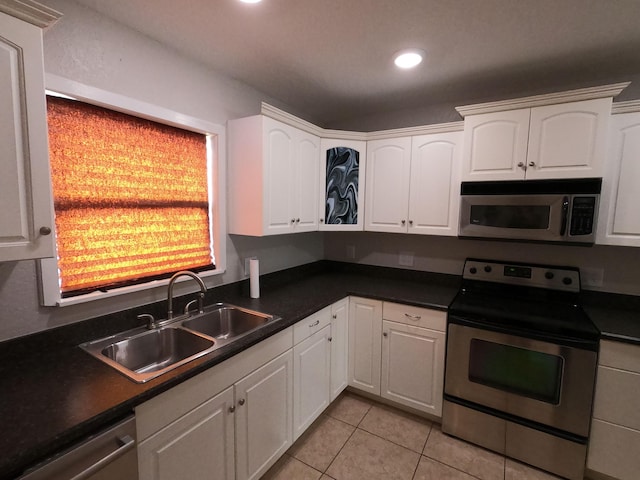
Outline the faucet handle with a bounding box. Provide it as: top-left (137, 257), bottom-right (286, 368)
top-left (137, 313), bottom-right (156, 329)
top-left (184, 299), bottom-right (199, 315)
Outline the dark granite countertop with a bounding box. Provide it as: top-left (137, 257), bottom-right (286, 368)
top-left (2, 260), bottom-right (639, 479)
top-left (0, 261), bottom-right (459, 479)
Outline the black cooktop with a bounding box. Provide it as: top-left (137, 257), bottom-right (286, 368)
top-left (448, 259), bottom-right (600, 349)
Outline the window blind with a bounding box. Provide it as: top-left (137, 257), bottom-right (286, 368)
top-left (46, 95), bottom-right (214, 296)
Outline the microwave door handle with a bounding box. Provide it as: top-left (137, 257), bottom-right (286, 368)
top-left (560, 196), bottom-right (570, 236)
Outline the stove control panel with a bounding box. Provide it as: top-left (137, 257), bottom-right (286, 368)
top-left (463, 259), bottom-right (580, 292)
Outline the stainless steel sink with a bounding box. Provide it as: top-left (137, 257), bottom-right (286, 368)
top-left (181, 303), bottom-right (273, 342)
top-left (80, 303), bottom-right (277, 383)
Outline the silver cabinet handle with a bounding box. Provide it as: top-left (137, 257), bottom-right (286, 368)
top-left (309, 319), bottom-right (320, 328)
top-left (69, 435), bottom-right (135, 480)
top-left (404, 313), bottom-right (421, 321)
top-left (238, 398), bottom-right (246, 406)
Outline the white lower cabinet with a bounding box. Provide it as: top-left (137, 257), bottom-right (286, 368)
top-left (136, 327), bottom-right (293, 480)
top-left (235, 350), bottom-right (293, 480)
top-left (330, 298), bottom-right (349, 401)
top-left (348, 297), bottom-right (383, 395)
top-left (587, 340), bottom-right (640, 480)
top-left (293, 325), bottom-right (331, 440)
top-left (138, 387), bottom-right (235, 480)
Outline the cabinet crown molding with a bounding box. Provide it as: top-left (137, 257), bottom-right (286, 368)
top-left (260, 102), bottom-right (462, 140)
top-left (0, 0), bottom-right (62, 28)
top-left (455, 82), bottom-right (630, 117)
top-left (612, 100), bottom-right (640, 115)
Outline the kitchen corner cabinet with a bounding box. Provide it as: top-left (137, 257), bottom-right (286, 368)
top-left (228, 115), bottom-right (319, 236)
top-left (597, 112), bottom-right (640, 246)
top-left (330, 298), bottom-right (349, 401)
top-left (0, 11), bottom-right (55, 261)
top-left (319, 139), bottom-right (367, 231)
top-left (462, 98), bottom-right (610, 181)
top-left (587, 341), bottom-right (640, 480)
top-left (381, 303), bottom-right (446, 416)
top-left (365, 132), bottom-right (462, 236)
top-left (348, 297), bottom-right (383, 395)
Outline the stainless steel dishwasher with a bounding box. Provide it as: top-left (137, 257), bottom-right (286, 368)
top-left (18, 415), bottom-right (138, 480)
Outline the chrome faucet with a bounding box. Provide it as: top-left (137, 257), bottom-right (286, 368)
top-left (167, 270), bottom-right (207, 319)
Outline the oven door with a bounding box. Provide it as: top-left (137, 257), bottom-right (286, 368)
top-left (444, 322), bottom-right (597, 437)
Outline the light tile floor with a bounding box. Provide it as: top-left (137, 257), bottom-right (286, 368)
top-left (262, 391), bottom-right (563, 480)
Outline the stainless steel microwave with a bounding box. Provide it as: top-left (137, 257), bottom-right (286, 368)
top-left (458, 178), bottom-right (601, 245)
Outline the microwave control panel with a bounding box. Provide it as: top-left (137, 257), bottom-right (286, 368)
top-left (570, 197), bottom-right (596, 236)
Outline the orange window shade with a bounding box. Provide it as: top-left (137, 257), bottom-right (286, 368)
top-left (47, 95), bottom-right (214, 296)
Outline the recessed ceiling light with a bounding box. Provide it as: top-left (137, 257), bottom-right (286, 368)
top-left (239, 0), bottom-right (262, 3)
top-left (393, 49), bottom-right (424, 69)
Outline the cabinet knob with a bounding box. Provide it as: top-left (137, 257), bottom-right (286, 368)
top-left (296, 218), bottom-right (300, 223)
top-left (332, 314), bottom-right (337, 319)
top-left (383, 332), bottom-right (388, 337)
top-left (320, 218), bottom-right (324, 223)
top-left (409, 220), bottom-right (413, 226)
top-left (39, 226), bottom-right (52, 236)
top-left (238, 398), bottom-right (246, 406)
top-left (528, 161), bottom-right (536, 167)
top-left (229, 405), bottom-right (236, 413)
top-left (291, 219), bottom-right (295, 224)
top-left (517, 162), bottom-right (525, 169)
top-left (401, 220), bottom-right (406, 225)
top-left (328, 337), bottom-right (333, 342)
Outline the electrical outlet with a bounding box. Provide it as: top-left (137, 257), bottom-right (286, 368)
top-left (399, 251), bottom-right (414, 267)
top-left (346, 245), bottom-right (356, 259)
top-left (581, 267), bottom-right (604, 287)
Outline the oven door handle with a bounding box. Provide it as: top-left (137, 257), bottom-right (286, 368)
top-left (560, 196), bottom-right (570, 236)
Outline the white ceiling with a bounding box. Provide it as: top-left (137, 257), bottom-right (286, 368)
top-left (73, 0), bottom-right (640, 127)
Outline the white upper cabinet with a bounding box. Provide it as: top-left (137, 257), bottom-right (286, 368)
top-left (0, 11), bottom-right (56, 261)
top-left (228, 116), bottom-right (319, 236)
top-left (462, 98), bottom-right (611, 181)
top-left (365, 131), bottom-right (462, 236)
top-left (597, 112), bottom-right (640, 246)
top-left (319, 139), bottom-right (367, 231)
top-left (365, 137), bottom-right (412, 233)
top-left (409, 131), bottom-right (462, 236)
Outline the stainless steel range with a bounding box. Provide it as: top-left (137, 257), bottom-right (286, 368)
top-left (443, 258), bottom-right (599, 480)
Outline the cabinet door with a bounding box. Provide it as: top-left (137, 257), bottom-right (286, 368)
top-left (0, 12), bottom-right (54, 261)
top-left (526, 98), bottom-right (609, 180)
top-left (138, 386), bottom-right (235, 480)
top-left (348, 297), bottom-right (382, 395)
top-left (381, 321), bottom-right (445, 416)
top-left (461, 109), bottom-right (530, 181)
top-left (330, 298), bottom-right (349, 401)
top-left (294, 131), bottom-right (320, 232)
top-left (293, 325), bottom-right (331, 440)
top-left (319, 139), bottom-right (367, 231)
top-left (263, 117), bottom-right (295, 235)
top-left (597, 112), bottom-right (640, 246)
top-left (235, 350), bottom-right (293, 480)
top-left (365, 137), bottom-right (412, 232)
top-left (409, 131), bottom-right (462, 236)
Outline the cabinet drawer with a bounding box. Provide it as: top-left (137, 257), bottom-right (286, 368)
top-left (382, 302), bottom-right (446, 332)
top-left (588, 419), bottom-right (640, 480)
top-left (599, 340), bottom-right (640, 373)
top-left (593, 365), bottom-right (640, 430)
top-left (293, 306), bottom-right (331, 344)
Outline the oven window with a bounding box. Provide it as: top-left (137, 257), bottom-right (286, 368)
top-left (470, 205), bottom-right (550, 229)
top-left (468, 339), bottom-right (563, 404)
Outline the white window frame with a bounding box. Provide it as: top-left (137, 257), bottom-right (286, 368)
top-left (39, 74), bottom-right (226, 306)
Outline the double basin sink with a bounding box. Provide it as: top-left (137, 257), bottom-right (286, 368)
top-left (80, 303), bottom-right (277, 383)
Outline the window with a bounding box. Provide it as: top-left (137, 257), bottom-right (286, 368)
top-left (40, 79), bottom-right (225, 306)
